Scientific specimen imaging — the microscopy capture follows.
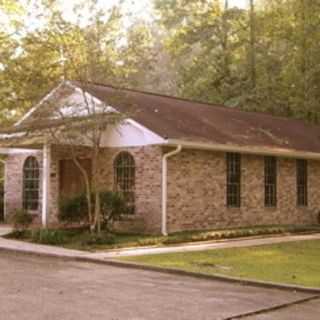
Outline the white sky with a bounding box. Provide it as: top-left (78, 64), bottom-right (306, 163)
top-left (1, 0), bottom-right (248, 34)
top-left (229, 0), bottom-right (248, 8)
top-left (61, 0), bottom-right (248, 23)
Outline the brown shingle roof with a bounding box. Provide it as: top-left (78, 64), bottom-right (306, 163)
top-left (5, 81), bottom-right (320, 154)
top-left (81, 82), bottom-right (320, 154)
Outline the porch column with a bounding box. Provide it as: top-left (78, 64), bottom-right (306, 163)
top-left (42, 144), bottom-right (51, 227)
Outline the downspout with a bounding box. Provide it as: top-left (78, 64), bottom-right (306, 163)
top-left (162, 145), bottom-right (182, 236)
top-left (42, 143), bottom-right (51, 228)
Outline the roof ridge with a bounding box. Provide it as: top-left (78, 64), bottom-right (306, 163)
top-left (74, 80), bottom-right (311, 125)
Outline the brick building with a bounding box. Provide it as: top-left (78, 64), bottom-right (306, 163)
top-left (1, 81), bottom-right (320, 234)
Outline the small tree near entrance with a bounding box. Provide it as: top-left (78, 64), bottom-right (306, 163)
top-left (45, 82), bottom-right (126, 234)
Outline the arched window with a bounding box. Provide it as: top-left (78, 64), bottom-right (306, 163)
top-left (23, 156), bottom-right (40, 211)
top-left (114, 152), bottom-right (135, 214)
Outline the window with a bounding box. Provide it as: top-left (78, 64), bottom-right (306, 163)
top-left (114, 152), bottom-right (135, 214)
top-left (264, 156), bottom-right (277, 207)
top-left (297, 159), bottom-right (308, 207)
top-left (226, 153), bottom-right (241, 207)
top-left (23, 156), bottom-right (40, 211)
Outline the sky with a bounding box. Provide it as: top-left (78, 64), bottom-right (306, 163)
top-left (61, 0), bottom-right (248, 24)
top-left (1, 0), bottom-right (249, 34)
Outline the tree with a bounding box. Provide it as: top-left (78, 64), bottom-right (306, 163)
top-left (118, 20), bottom-right (178, 94)
top-left (154, 0), bottom-right (248, 105)
top-left (248, 0), bottom-right (257, 90)
top-left (45, 82), bottom-right (125, 233)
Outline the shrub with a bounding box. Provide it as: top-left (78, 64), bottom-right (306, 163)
top-left (58, 191), bottom-right (127, 228)
top-left (10, 209), bottom-right (33, 230)
top-left (58, 194), bottom-right (88, 223)
top-left (100, 191), bottom-right (127, 228)
top-left (5, 229), bottom-right (29, 239)
top-left (80, 231), bottom-right (115, 246)
top-left (31, 229), bottom-right (66, 245)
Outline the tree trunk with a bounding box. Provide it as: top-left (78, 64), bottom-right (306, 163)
top-left (91, 140), bottom-right (102, 234)
top-left (69, 145), bottom-right (93, 228)
top-left (249, 0), bottom-right (257, 90)
top-left (222, 0), bottom-right (230, 80)
top-left (300, 0), bottom-right (307, 111)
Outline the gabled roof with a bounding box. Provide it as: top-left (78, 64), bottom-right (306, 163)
top-left (3, 80), bottom-right (320, 155)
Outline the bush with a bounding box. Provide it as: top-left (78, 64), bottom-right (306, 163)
top-left (58, 191), bottom-right (127, 229)
top-left (5, 229), bottom-right (28, 239)
top-left (31, 229), bottom-right (66, 245)
top-left (100, 191), bottom-right (127, 228)
top-left (80, 232), bottom-right (115, 246)
top-left (10, 209), bottom-right (33, 230)
top-left (58, 194), bottom-right (88, 223)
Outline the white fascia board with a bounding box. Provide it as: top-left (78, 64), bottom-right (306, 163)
top-left (164, 139), bottom-right (320, 160)
top-left (15, 81), bottom-right (67, 126)
top-left (0, 147), bottom-right (41, 154)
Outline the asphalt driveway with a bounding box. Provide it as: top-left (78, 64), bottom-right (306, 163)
top-left (0, 251), bottom-right (318, 320)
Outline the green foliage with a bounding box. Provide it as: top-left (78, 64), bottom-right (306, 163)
top-left (15, 227), bottom-right (115, 247)
top-left (2, 0), bottom-right (320, 125)
top-left (31, 229), bottom-right (67, 245)
top-left (79, 232), bottom-right (115, 246)
top-left (7, 224), bottom-right (320, 252)
top-left (10, 209), bottom-right (33, 230)
top-left (58, 194), bottom-right (88, 223)
top-left (100, 191), bottom-right (127, 227)
top-left (155, 0), bottom-right (320, 122)
top-left (5, 229), bottom-right (28, 239)
top-left (58, 191), bottom-right (126, 227)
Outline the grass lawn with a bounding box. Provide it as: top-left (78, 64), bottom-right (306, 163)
top-left (120, 240), bottom-right (320, 288)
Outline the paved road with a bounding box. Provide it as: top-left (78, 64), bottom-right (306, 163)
top-left (246, 298), bottom-right (320, 320)
top-left (0, 252), bottom-right (319, 320)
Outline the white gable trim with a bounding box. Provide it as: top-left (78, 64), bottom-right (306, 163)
top-left (15, 81), bottom-right (68, 126)
top-left (14, 81), bottom-right (166, 147)
top-left (67, 82), bottom-right (166, 146)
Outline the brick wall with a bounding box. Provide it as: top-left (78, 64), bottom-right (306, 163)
top-left (6, 146), bottom-right (320, 234)
top-left (5, 152), bottom-right (43, 220)
top-left (49, 144), bottom-right (163, 233)
top-left (166, 149), bottom-right (320, 233)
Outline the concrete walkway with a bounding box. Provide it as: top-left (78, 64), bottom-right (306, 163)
top-left (90, 232), bottom-right (320, 259)
top-left (0, 228), bottom-right (319, 260)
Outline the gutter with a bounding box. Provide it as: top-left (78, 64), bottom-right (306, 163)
top-left (162, 145), bottom-right (182, 236)
top-left (165, 139), bottom-right (320, 160)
